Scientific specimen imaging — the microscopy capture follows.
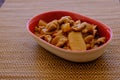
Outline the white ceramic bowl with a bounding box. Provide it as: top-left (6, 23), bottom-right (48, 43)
top-left (27, 11), bottom-right (112, 62)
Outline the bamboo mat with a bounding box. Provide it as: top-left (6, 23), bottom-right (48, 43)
top-left (0, 0), bottom-right (120, 79)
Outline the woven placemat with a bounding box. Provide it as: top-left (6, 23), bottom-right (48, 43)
top-left (0, 0), bottom-right (120, 79)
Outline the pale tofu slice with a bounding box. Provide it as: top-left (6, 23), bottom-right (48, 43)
top-left (68, 31), bottom-right (86, 51)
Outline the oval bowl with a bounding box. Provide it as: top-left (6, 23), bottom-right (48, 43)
top-left (27, 11), bottom-right (112, 62)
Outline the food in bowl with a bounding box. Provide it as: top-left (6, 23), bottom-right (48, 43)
top-left (34, 16), bottom-right (106, 51)
top-left (27, 11), bottom-right (112, 62)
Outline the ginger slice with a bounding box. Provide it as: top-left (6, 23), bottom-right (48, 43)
top-left (68, 31), bottom-right (86, 51)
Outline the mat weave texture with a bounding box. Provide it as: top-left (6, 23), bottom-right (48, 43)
top-left (0, 0), bottom-right (120, 79)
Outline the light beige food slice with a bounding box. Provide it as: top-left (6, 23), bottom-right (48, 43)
top-left (68, 31), bottom-right (86, 51)
top-left (38, 20), bottom-right (47, 26)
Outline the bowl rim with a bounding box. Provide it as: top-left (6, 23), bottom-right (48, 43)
top-left (27, 10), bottom-right (113, 54)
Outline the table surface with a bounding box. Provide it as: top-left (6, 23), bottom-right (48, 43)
top-left (0, 0), bottom-right (120, 79)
